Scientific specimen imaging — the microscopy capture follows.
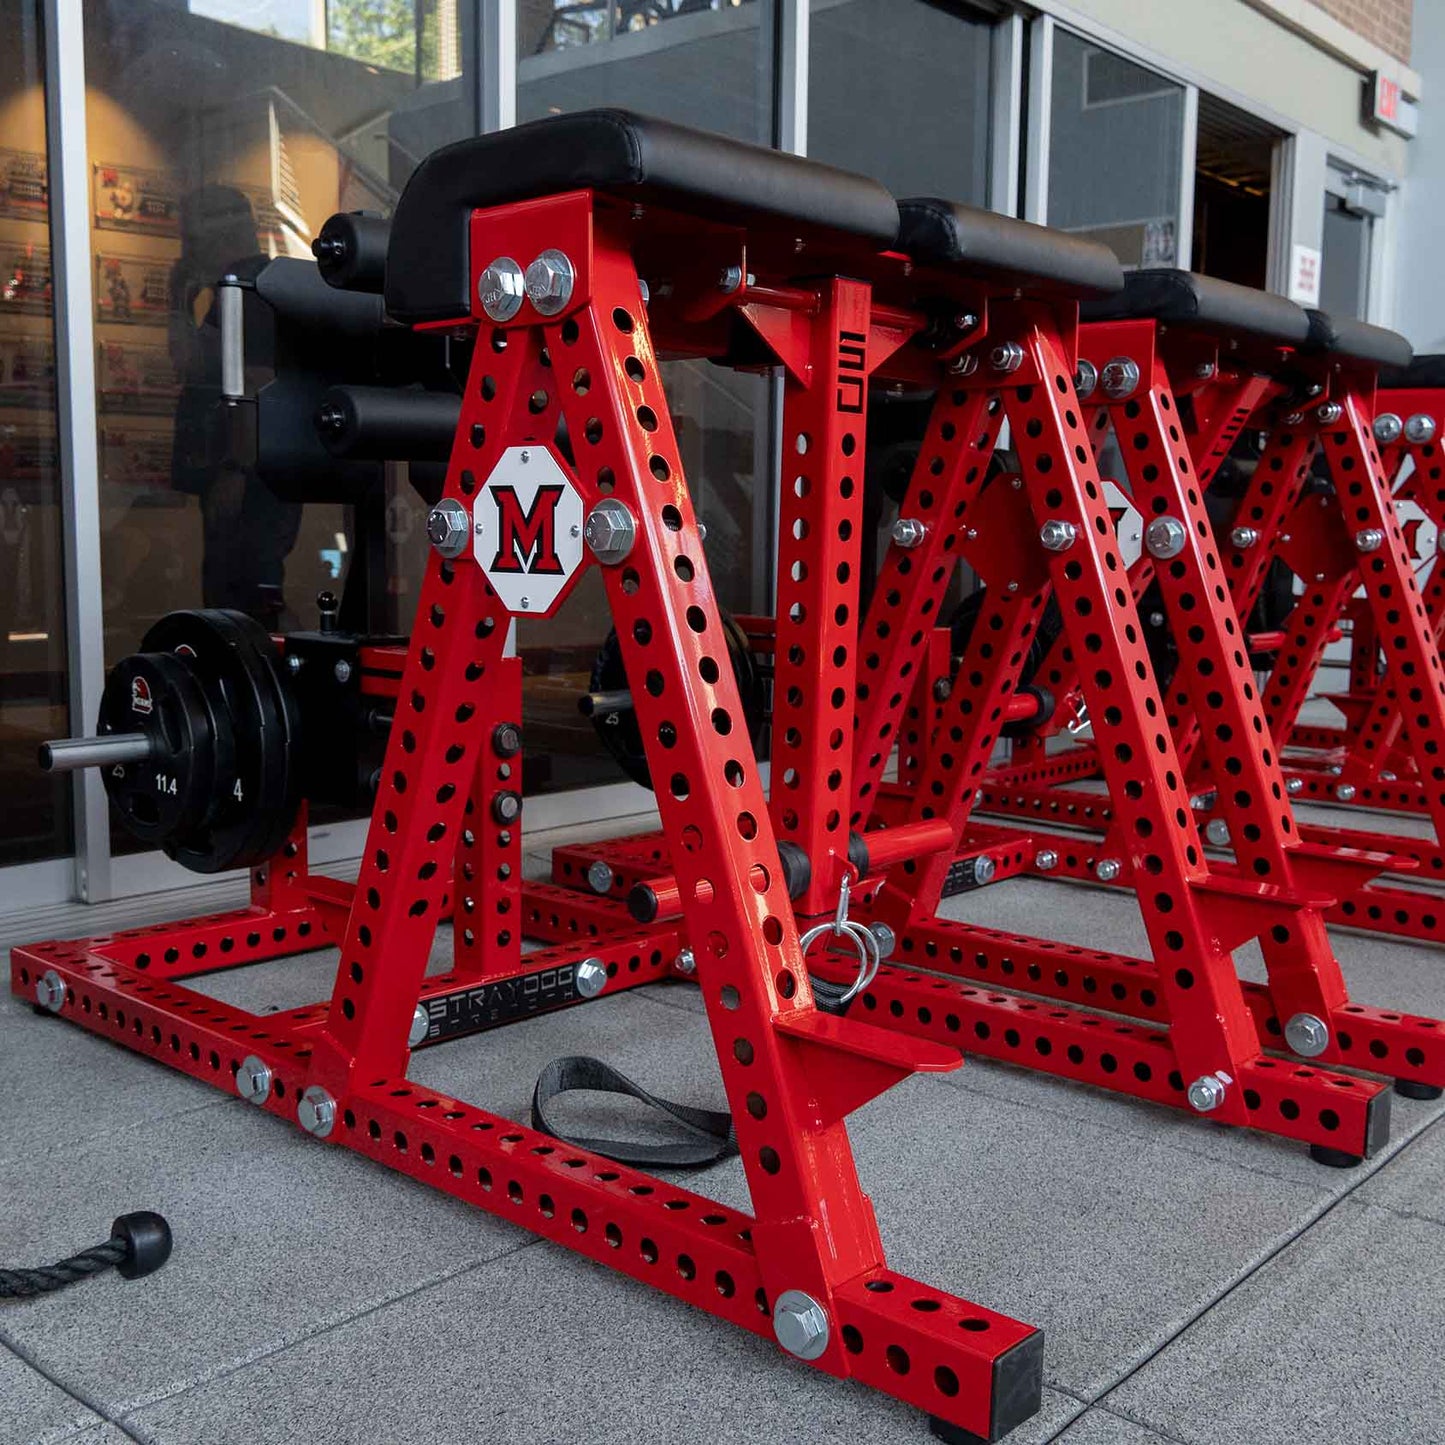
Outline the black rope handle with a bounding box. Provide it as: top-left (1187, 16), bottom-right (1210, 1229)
top-left (0, 1213), bottom-right (172, 1300)
top-left (532, 1056), bottom-right (738, 1169)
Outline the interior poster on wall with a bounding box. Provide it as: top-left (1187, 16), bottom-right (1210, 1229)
top-left (0, 330), bottom-right (55, 407)
top-left (0, 149), bottom-right (48, 222)
top-left (0, 243), bottom-right (51, 316)
top-left (95, 253), bottom-right (174, 325)
top-left (97, 339), bottom-right (180, 415)
top-left (93, 163), bottom-right (182, 236)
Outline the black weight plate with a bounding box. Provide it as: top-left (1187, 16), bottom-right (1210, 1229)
top-left (97, 651), bottom-right (219, 846)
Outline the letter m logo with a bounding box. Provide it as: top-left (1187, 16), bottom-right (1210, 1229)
top-left (489, 484), bottom-right (566, 575)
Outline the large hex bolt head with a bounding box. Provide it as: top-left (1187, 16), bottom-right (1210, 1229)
top-left (1040, 519), bottom-right (1078, 552)
top-left (1316, 401), bottom-right (1343, 425)
top-left (1094, 857), bottom-right (1122, 883)
top-left (1286, 776), bottom-right (1304, 795)
top-left (1285, 1012), bottom-right (1330, 1058)
top-left (1230, 525), bottom-right (1259, 549)
top-left (1405, 413), bottom-right (1438, 445)
top-left (478, 256), bottom-right (526, 323)
top-left (972, 855), bottom-right (997, 885)
top-left (1187, 1074), bottom-right (1227, 1113)
top-left (1335, 783), bottom-right (1357, 802)
top-left (586, 859), bottom-right (615, 895)
top-left (523, 249), bottom-right (576, 317)
top-left (34, 969), bottom-right (66, 1014)
top-left (990, 341), bottom-right (1024, 374)
top-left (1354, 528), bottom-right (1385, 553)
top-left (890, 517), bottom-right (927, 549)
top-left (236, 1055), bottom-right (273, 1105)
top-left (773, 1290), bottom-right (830, 1360)
top-left (1374, 412), bottom-right (1404, 445)
top-left (408, 1003), bottom-right (431, 1049)
top-left (868, 922), bottom-right (897, 960)
top-left (1034, 849), bottom-right (1059, 871)
top-left (575, 958), bottom-right (607, 998)
top-left (1144, 516), bottom-right (1188, 560)
top-left (1074, 358), bottom-right (1099, 399)
top-left (1204, 818), bottom-right (1231, 847)
top-left (583, 499), bottom-right (637, 566)
top-left (674, 947), bottom-right (697, 975)
top-left (1101, 357), bottom-right (1140, 399)
top-left (427, 498), bottom-right (471, 558)
top-left (297, 1085), bottom-right (337, 1138)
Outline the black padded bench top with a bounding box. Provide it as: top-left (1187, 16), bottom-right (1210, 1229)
top-left (1380, 353), bottom-right (1445, 389)
top-left (895, 199), bottom-right (1123, 298)
top-left (1304, 310), bottom-right (1414, 371)
top-left (386, 109), bottom-right (899, 324)
top-left (1079, 270), bottom-right (1311, 346)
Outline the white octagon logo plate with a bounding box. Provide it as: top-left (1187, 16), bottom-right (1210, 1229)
top-left (473, 445), bottom-right (585, 617)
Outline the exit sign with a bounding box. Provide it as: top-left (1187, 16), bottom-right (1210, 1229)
top-left (1370, 72), bottom-right (1418, 138)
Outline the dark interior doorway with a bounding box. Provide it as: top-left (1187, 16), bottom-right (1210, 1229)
top-left (1192, 93), bottom-right (1283, 288)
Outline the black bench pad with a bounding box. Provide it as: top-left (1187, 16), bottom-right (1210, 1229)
top-left (386, 109), bottom-right (899, 324)
top-left (895, 199), bottom-right (1123, 297)
top-left (1080, 270), bottom-right (1311, 346)
top-left (1380, 353), bottom-right (1445, 390)
top-left (1305, 311), bottom-right (1414, 372)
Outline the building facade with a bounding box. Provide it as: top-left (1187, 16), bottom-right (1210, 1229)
top-left (0, 0), bottom-right (1423, 905)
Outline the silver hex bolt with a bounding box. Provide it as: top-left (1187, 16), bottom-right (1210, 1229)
top-left (674, 948), bottom-right (696, 976)
top-left (34, 969), bottom-right (65, 1013)
top-left (333, 659), bottom-right (353, 684)
top-left (773, 1290), bottom-right (830, 1361)
top-left (973, 855), bottom-right (997, 885)
top-left (408, 1004), bottom-right (430, 1049)
top-left (1286, 776), bottom-right (1304, 795)
top-left (1187, 1074), bottom-right (1227, 1113)
top-left (1316, 401), bottom-right (1343, 425)
top-left (575, 958), bottom-right (607, 998)
top-left (890, 517), bottom-right (927, 549)
top-left (236, 1055), bottom-right (273, 1105)
top-left (869, 922), bottom-right (897, 960)
top-left (583, 499), bottom-right (637, 566)
top-left (1040, 519), bottom-right (1079, 552)
top-left (1144, 516), bottom-right (1188, 560)
top-left (1195, 360), bottom-right (1216, 380)
top-left (990, 341), bottom-right (1024, 374)
top-left (1336, 783), bottom-right (1357, 802)
top-left (1381, 770), bottom-right (1398, 782)
top-left (1204, 818), bottom-right (1231, 847)
top-left (586, 859), bottom-right (615, 894)
top-left (718, 264), bottom-right (744, 294)
top-left (1074, 359), bottom-right (1099, 399)
top-left (1230, 525), bottom-right (1259, 549)
top-left (1354, 528), bottom-right (1385, 553)
top-left (523, 249), bottom-right (575, 317)
top-left (1101, 357), bottom-right (1140, 400)
top-left (1094, 858), bottom-right (1122, 883)
top-left (427, 498), bottom-right (471, 559)
top-left (297, 1085), bottom-right (337, 1139)
top-left (1374, 413), bottom-right (1404, 445)
top-left (1285, 1012), bottom-right (1330, 1058)
top-left (1034, 849), bottom-right (1058, 871)
top-left (478, 256), bottom-right (525, 322)
top-left (1405, 413), bottom-right (1438, 445)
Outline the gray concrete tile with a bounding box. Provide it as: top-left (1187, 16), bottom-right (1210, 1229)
top-left (53, 1428), bottom-right (137, 1445)
top-left (0, 1345), bottom-right (104, 1444)
top-left (1106, 1201), bottom-right (1445, 1445)
top-left (1055, 1406), bottom-right (1179, 1444)
top-left (0, 1097), bottom-right (533, 1418)
top-left (1356, 1113), bottom-right (1445, 1224)
top-left (123, 1243), bottom-right (1083, 1445)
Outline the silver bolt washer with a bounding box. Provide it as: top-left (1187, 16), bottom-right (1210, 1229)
top-left (890, 517), bottom-right (927, 549)
top-left (869, 922), bottom-right (897, 961)
top-left (575, 959), bottom-right (607, 999)
top-left (1101, 357), bottom-right (1140, 399)
top-left (1204, 818), bottom-right (1231, 847)
top-left (1095, 858), bottom-right (1122, 883)
top-left (478, 256), bottom-right (525, 322)
top-left (674, 948), bottom-right (696, 976)
top-left (1316, 402), bottom-right (1343, 424)
top-left (586, 859), bottom-right (615, 895)
top-left (1405, 413), bottom-right (1438, 444)
top-left (773, 1289), bottom-right (830, 1361)
top-left (1074, 359), bottom-right (1099, 399)
top-left (427, 498), bottom-right (471, 558)
top-left (990, 341), bottom-right (1024, 374)
top-left (973, 855), bottom-right (997, 885)
top-left (523, 249), bottom-right (575, 317)
top-left (236, 1055), bottom-right (273, 1105)
top-left (1187, 1074), bottom-right (1226, 1113)
top-left (1034, 849), bottom-right (1059, 871)
top-left (1336, 783), bottom-right (1357, 802)
top-left (1374, 413), bottom-right (1404, 445)
top-left (1144, 516), bottom-right (1188, 560)
top-left (1285, 1012), bottom-right (1330, 1058)
top-left (1230, 526), bottom-right (1259, 549)
top-left (1354, 528), bottom-right (1385, 553)
top-left (1040, 519), bottom-right (1078, 552)
top-left (583, 499), bottom-right (637, 566)
top-left (297, 1085), bottom-right (337, 1139)
top-left (34, 969), bottom-right (65, 1013)
top-left (408, 1004), bottom-right (430, 1049)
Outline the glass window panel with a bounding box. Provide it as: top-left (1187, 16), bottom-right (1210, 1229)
top-left (0, 0), bottom-right (71, 866)
top-left (1047, 30), bottom-right (1184, 267)
top-left (808, 0), bottom-right (993, 203)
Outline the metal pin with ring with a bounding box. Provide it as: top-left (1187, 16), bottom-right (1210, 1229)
top-left (797, 874), bottom-right (881, 1008)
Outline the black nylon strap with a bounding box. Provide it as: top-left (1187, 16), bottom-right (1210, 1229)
top-left (531, 1055), bottom-right (738, 1170)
